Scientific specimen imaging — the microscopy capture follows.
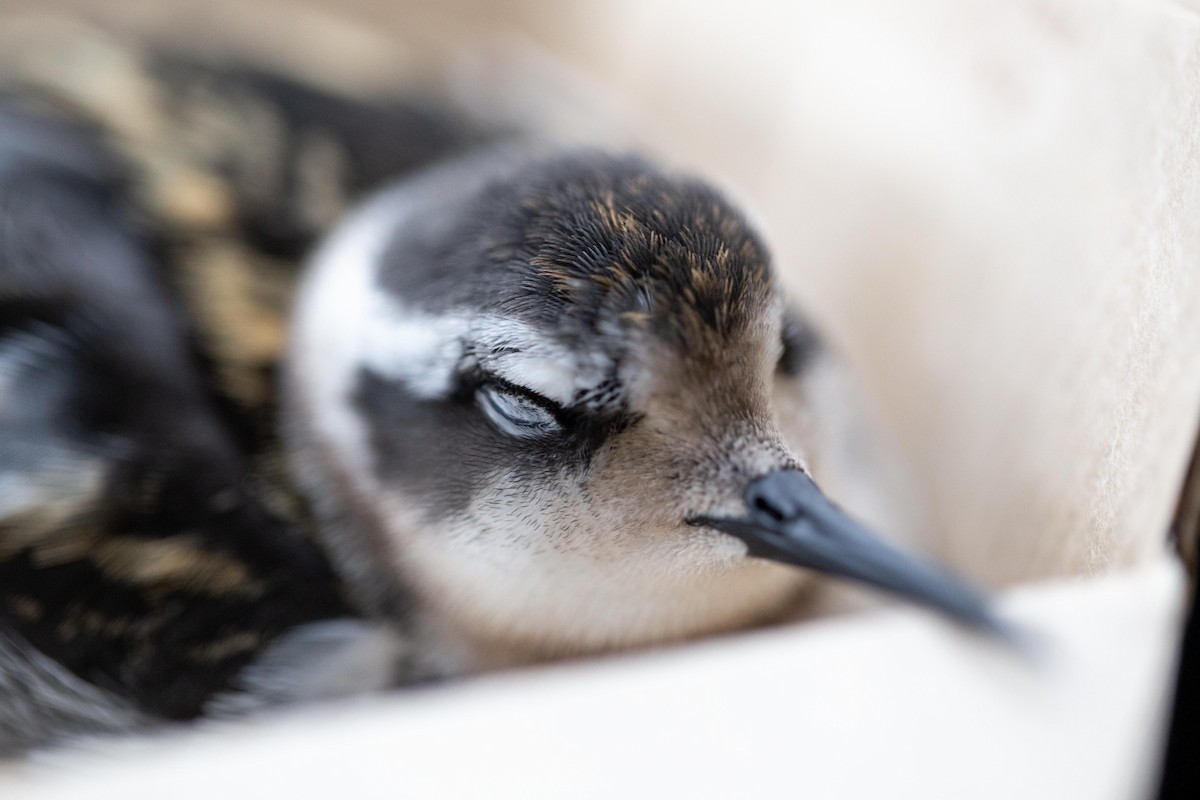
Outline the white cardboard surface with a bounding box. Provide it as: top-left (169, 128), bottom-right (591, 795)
top-left (1, 559), bottom-right (1184, 799)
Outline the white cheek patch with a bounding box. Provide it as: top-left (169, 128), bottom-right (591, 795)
top-left (395, 474), bottom-right (805, 653)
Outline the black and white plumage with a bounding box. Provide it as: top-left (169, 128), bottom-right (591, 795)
top-left (0, 29), bottom-right (486, 750)
top-left (0, 24), bottom-right (998, 754)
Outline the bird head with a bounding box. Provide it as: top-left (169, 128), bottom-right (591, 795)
top-left (285, 150), bottom-right (997, 667)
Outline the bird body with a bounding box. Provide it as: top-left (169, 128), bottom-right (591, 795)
top-left (0, 22), bottom-right (996, 754)
top-left (0, 28), bottom-right (469, 749)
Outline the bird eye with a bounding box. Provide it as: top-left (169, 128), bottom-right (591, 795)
top-left (778, 309), bottom-right (822, 376)
top-left (476, 382), bottom-right (564, 439)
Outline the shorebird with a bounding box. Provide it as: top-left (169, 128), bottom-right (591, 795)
top-left (0, 29), bottom-right (1000, 753)
top-left (284, 147), bottom-right (1000, 676)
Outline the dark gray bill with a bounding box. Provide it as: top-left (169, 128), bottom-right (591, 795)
top-left (691, 469), bottom-right (1004, 635)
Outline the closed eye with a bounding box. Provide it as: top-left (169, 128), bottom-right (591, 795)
top-left (476, 381), bottom-right (564, 439)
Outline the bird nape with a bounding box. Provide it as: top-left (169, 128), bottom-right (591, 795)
top-left (0, 24), bottom-right (1001, 754)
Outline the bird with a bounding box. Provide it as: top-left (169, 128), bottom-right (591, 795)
top-left (0, 22), bottom-right (1000, 754)
top-left (283, 145), bottom-right (1002, 674)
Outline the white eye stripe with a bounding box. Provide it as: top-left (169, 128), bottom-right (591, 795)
top-left (477, 384), bottom-right (563, 439)
top-left (470, 316), bottom-right (614, 407)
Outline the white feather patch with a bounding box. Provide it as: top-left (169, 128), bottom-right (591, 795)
top-left (470, 315), bottom-right (613, 406)
top-left (291, 184), bottom-right (620, 489)
top-left (290, 186), bottom-right (471, 486)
